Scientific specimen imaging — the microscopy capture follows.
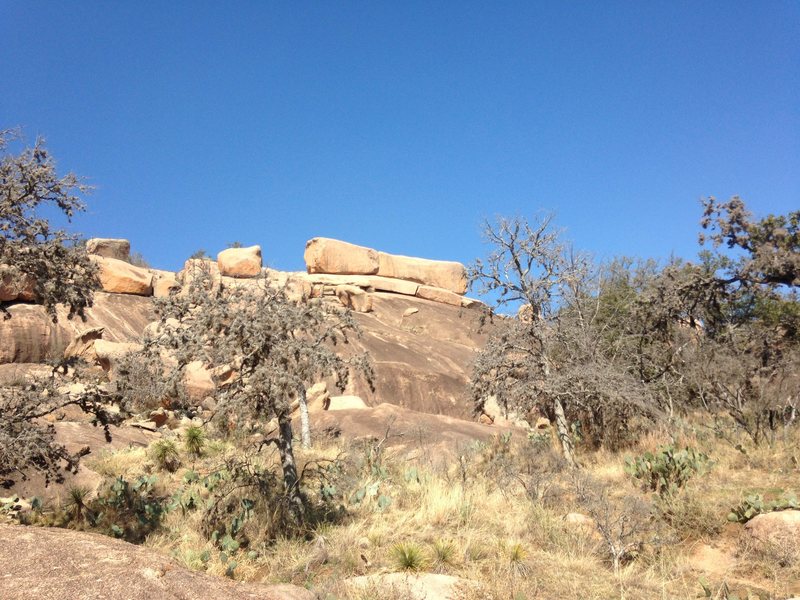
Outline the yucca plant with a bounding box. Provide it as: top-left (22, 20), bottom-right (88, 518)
top-left (151, 439), bottom-right (181, 472)
top-left (65, 485), bottom-right (92, 523)
top-left (391, 541), bottom-right (427, 572)
top-left (431, 539), bottom-right (457, 570)
top-left (506, 541), bottom-right (529, 574)
top-left (184, 425), bottom-right (206, 458)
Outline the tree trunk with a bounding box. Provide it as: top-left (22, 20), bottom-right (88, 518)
top-left (553, 398), bottom-right (576, 467)
top-left (298, 387), bottom-right (311, 449)
top-left (276, 412), bottom-right (305, 522)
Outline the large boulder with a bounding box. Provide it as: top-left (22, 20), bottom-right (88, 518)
top-left (91, 256), bottom-right (153, 296)
top-left (86, 238), bottom-right (131, 262)
top-left (0, 524), bottom-right (316, 600)
top-left (377, 253), bottom-right (467, 295)
top-left (217, 245), bottom-right (262, 278)
top-left (744, 510), bottom-right (800, 555)
top-left (304, 238), bottom-right (380, 275)
top-left (63, 327), bottom-right (106, 361)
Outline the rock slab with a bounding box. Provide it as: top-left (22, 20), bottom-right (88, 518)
top-left (0, 523), bottom-right (315, 600)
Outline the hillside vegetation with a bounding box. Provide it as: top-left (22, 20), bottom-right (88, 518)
top-left (1, 132), bottom-right (798, 599)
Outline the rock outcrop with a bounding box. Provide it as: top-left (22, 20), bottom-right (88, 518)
top-left (303, 237), bottom-right (471, 305)
top-left (91, 256), bottom-right (153, 296)
top-left (86, 238), bottom-right (131, 262)
top-left (0, 524), bottom-right (315, 600)
top-left (217, 245), bottom-right (262, 278)
top-left (0, 293), bottom-right (155, 365)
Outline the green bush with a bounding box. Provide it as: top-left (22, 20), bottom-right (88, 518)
top-left (624, 445), bottom-right (709, 497)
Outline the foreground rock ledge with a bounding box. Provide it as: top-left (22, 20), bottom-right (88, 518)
top-left (0, 524), bottom-right (314, 600)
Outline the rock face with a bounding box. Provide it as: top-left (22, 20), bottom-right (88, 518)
top-left (378, 252), bottom-right (468, 295)
top-left (0, 304), bottom-right (69, 363)
top-left (86, 238), bottom-right (131, 261)
top-left (0, 293), bottom-right (156, 365)
top-left (326, 395), bottom-right (368, 410)
top-left (304, 237), bottom-right (380, 275)
top-left (0, 524), bottom-right (315, 600)
top-left (335, 284), bottom-right (373, 313)
top-left (0, 269), bottom-right (37, 302)
top-left (217, 245), bottom-right (262, 278)
top-left (343, 292), bottom-right (489, 418)
top-left (91, 256), bottom-right (153, 296)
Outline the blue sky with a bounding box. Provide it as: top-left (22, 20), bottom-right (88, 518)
top-left (2, 1), bottom-right (798, 274)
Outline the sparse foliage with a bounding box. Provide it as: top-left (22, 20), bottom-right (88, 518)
top-left (0, 128), bottom-right (98, 320)
top-left (142, 269), bottom-right (372, 522)
top-left (469, 215), bottom-right (659, 463)
top-left (0, 367), bottom-right (128, 487)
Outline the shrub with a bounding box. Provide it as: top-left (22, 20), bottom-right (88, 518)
top-left (431, 539), bottom-right (457, 570)
top-left (64, 485), bottom-right (92, 524)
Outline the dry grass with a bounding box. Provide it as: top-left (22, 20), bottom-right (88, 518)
top-left (77, 423), bottom-right (800, 599)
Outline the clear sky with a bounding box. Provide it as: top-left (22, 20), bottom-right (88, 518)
top-left (2, 1), bottom-right (798, 273)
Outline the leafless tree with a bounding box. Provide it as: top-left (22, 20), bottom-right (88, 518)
top-left (469, 215), bottom-right (657, 465)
